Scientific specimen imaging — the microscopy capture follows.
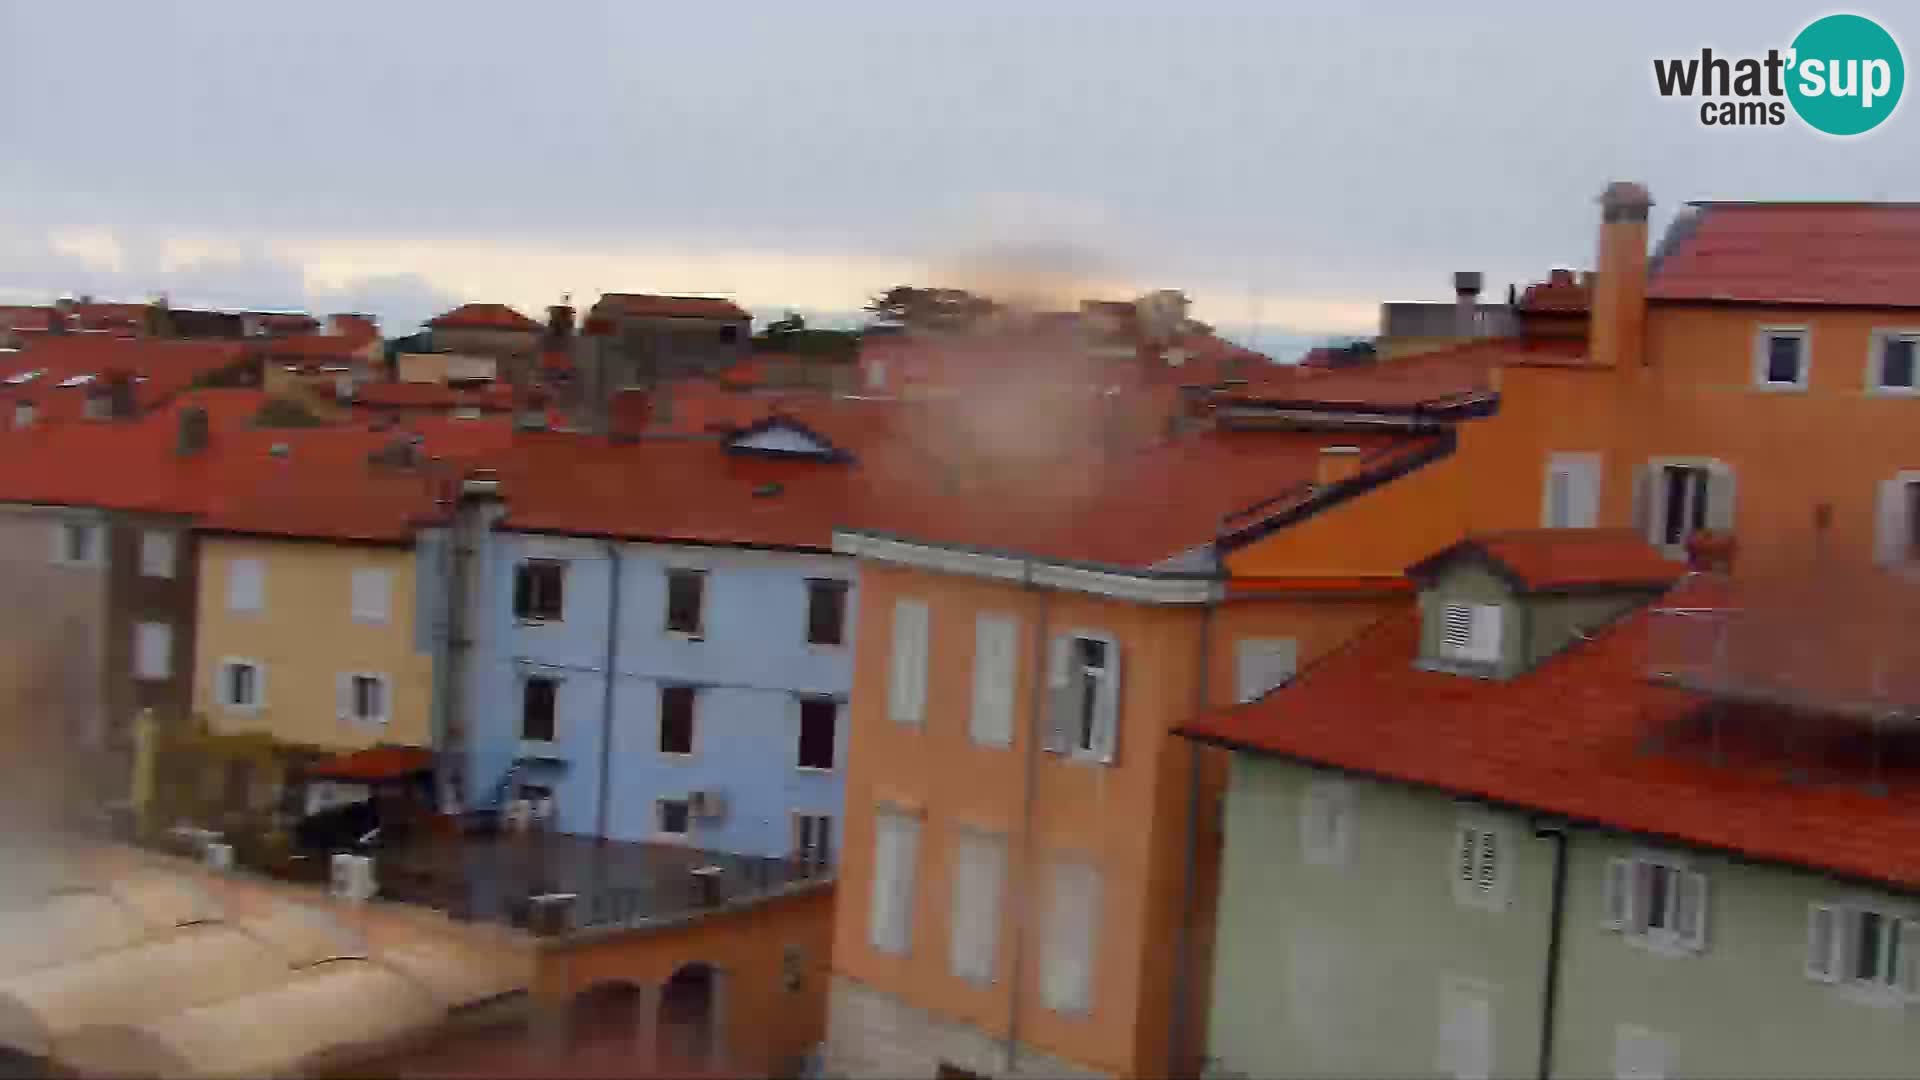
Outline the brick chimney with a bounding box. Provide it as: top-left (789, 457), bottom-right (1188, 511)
top-left (176, 406), bottom-right (210, 456)
top-left (1453, 271), bottom-right (1484, 339)
top-left (1591, 181), bottom-right (1653, 373)
top-left (1316, 445), bottom-right (1363, 487)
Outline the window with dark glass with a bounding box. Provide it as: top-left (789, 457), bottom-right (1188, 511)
top-left (665, 569), bottom-right (706, 636)
top-left (513, 560), bottom-right (565, 621)
top-left (659, 685), bottom-right (695, 755)
top-left (1765, 333), bottom-right (1805, 385)
top-left (1882, 335), bottom-right (1918, 389)
top-left (798, 697), bottom-right (837, 769)
top-left (522, 676), bottom-right (558, 741)
top-left (806, 578), bottom-right (849, 645)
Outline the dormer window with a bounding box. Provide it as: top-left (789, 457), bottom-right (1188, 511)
top-left (4, 368), bottom-right (45, 385)
top-left (724, 418), bottom-right (845, 461)
top-left (1439, 603), bottom-right (1503, 665)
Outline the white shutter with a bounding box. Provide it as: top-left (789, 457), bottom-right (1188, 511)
top-left (1899, 919), bottom-right (1920, 1001)
top-left (1437, 983), bottom-right (1491, 1080)
top-left (336, 673), bottom-right (354, 721)
top-left (1807, 904), bottom-right (1840, 982)
top-left (1875, 478), bottom-right (1909, 566)
top-left (948, 831), bottom-right (1005, 983)
top-left (1544, 464), bottom-right (1572, 528)
top-left (134, 622), bottom-right (172, 680)
top-left (1613, 1024), bottom-right (1670, 1080)
top-left (1628, 861), bottom-right (1654, 933)
top-left (970, 614), bottom-right (1017, 747)
top-left (1570, 455), bottom-right (1602, 528)
top-left (1675, 871), bottom-right (1708, 952)
top-left (1603, 858), bottom-right (1631, 929)
top-left (1467, 606), bottom-right (1504, 664)
top-left (1091, 638), bottom-right (1121, 763)
top-left (868, 812), bottom-right (919, 954)
top-left (1476, 831), bottom-right (1498, 895)
top-left (140, 530), bottom-right (177, 578)
top-left (1041, 860), bottom-right (1100, 1014)
top-left (1043, 634), bottom-right (1074, 754)
top-left (228, 558), bottom-right (264, 612)
top-left (1705, 463), bottom-right (1737, 531)
top-left (351, 568), bottom-right (391, 623)
top-left (1457, 827), bottom-right (1480, 886)
top-left (1234, 639), bottom-right (1299, 703)
top-left (888, 599), bottom-right (928, 727)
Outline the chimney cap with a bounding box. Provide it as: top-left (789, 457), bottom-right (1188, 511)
top-left (1599, 181), bottom-right (1654, 222)
top-left (1453, 271), bottom-right (1483, 296)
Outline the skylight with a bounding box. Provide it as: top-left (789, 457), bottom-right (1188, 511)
top-left (55, 374), bottom-right (96, 388)
top-left (3, 369), bottom-right (45, 385)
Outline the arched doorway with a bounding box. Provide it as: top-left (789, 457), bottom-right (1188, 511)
top-left (569, 979), bottom-right (648, 1060)
top-left (657, 963), bottom-right (717, 1070)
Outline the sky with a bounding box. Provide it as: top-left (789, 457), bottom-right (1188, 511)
top-left (2, 1), bottom-right (1915, 357)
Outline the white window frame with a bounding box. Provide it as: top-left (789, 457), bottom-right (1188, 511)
top-left (888, 598), bottom-right (930, 727)
top-left (1045, 630), bottom-right (1122, 764)
top-left (1040, 855), bottom-right (1101, 1016)
top-left (216, 657), bottom-right (265, 713)
top-left (133, 621), bottom-right (173, 681)
top-left (226, 557), bottom-right (265, 614)
top-left (1873, 471), bottom-right (1920, 569)
top-left (1753, 324), bottom-right (1811, 391)
top-left (1541, 452), bottom-right (1602, 529)
top-left (656, 797), bottom-right (693, 842)
top-left (969, 612), bottom-right (1019, 748)
top-left (520, 674), bottom-right (560, 744)
top-left (658, 683), bottom-right (698, 758)
top-left (1436, 975), bottom-right (1493, 1080)
top-left (52, 520), bottom-right (102, 567)
top-left (1602, 852), bottom-right (1708, 955)
top-left (337, 671), bottom-right (391, 727)
top-left (1299, 778), bottom-right (1353, 867)
top-left (350, 567), bottom-right (392, 624)
top-left (1451, 814), bottom-right (1510, 911)
top-left (1866, 328), bottom-right (1920, 395)
top-left (1438, 602), bottom-right (1503, 666)
top-left (868, 807), bottom-right (921, 956)
top-left (139, 529), bottom-right (178, 579)
top-left (1806, 900), bottom-right (1920, 1003)
top-left (1234, 637), bottom-right (1298, 704)
top-left (1639, 457), bottom-right (1735, 555)
top-left (948, 827), bottom-right (1007, 985)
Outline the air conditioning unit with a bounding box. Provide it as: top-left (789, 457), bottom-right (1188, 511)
top-left (203, 842), bottom-right (235, 872)
top-left (688, 790), bottom-right (728, 820)
top-left (330, 853), bottom-right (377, 903)
top-left (502, 799), bottom-right (533, 833)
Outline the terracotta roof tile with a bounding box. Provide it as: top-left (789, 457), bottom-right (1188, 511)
top-left (1649, 202), bottom-right (1920, 308)
top-left (1220, 337), bottom-right (1589, 411)
top-left (1410, 529), bottom-right (1682, 592)
top-left (0, 337), bottom-right (255, 422)
top-left (1518, 269), bottom-right (1591, 314)
top-left (354, 382), bottom-right (517, 411)
top-left (590, 294), bottom-right (751, 321)
top-left (428, 303), bottom-right (541, 332)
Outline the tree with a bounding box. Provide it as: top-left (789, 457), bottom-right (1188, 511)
top-left (864, 286), bottom-right (999, 330)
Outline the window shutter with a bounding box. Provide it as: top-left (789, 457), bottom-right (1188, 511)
top-left (1457, 827), bottom-right (1479, 886)
top-left (336, 673), bottom-right (353, 721)
top-left (1603, 858), bottom-right (1631, 929)
top-left (229, 559), bottom-right (264, 612)
top-left (1043, 635), bottom-right (1074, 754)
top-left (1476, 831), bottom-right (1498, 894)
top-left (1041, 861), bottom-right (1099, 1015)
top-left (1092, 638), bottom-right (1121, 763)
top-left (1806, 904), bottom-right (1840, 982)
top-left (868, 812), bottom-right (918, 954)
top-left (1875, 478), bottom-right (1908, 566)
top-left (134, 622), bottom-right (172, 681)
top-left (1628, 861), bottom-right (1654, 933)
top-left (1675, 871), bottom-right (1708, 952)
top-left (888, 600), bottom-right (928, 727)
top-left (1705, 463), bottom-right (1737, 532)
top-left (970, 614), bottom-right (1017, 747)
top-left (1899, 920), bottom-right (1920, 1001)
top-left (1468, 606), bottom-right (1503, 664)
top-left (1441, 604), bottom-right (1475, 655)
top-left (1543, 464), bottom-right (1572, 528)
top-left (352, 569), bottom-right (391, 622)
top-left (949, 832), bottom-right (1004, 983)
top-left (1570, 455), bottom-right (1601, 528)
top-left (1631, 465), bottom-right (1654, 543)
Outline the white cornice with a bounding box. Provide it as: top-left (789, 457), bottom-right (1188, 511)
top-left (832, 531), bottom-right (1222, 605)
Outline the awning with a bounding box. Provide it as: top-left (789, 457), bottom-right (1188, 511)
top-left (303, 746), bottom-right (435, 784)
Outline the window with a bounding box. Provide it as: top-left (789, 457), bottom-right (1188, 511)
top-left (1041, 859), bottom-right (1101, 1014)
top-left (1603, 856), bottom-right (1708, 953)
top-left (970, 613), bottom-right (1019, 747)
top-left (350, 568), bottom-right (391, 623)
top-left (797, 696), bottom-right (837, 770)
top-left (1438, 603), bottom-right (1503, 666)
top-left (338, 673), bottom-right (389, 725)
top-left (134, 622), bottom-right (173, 681)
top-left (1234, 638), bottom-right (1298, 703)
top-left (217, 659), bottom-right (263, 710)
top-left (140, 530), bottom-right (177, 579)
top-left (868, 809), bottom-right (920, 955)
top-left (657, 798), bottom-right (691, 838)
top-left (659, 685), bottom-right (695, 755)
top-left (1613, 1024), bottom-right (1672, 1080)
top-left (664, 568), bottom-right (706, 636)
top-left (1453, 820), bottom-right (1508, 909)
top-left (718, 324), bottom-right (739, 344)
top-left (1542, 452), bottom-right (1601, 528)
top-left (1873, 474), bottom-right (1920, 566)
top-left (53, 521), bottom-right (100, 566)
top-left (513, 559), bottom-right (564, 622)
top-left (1872, 330), bottom-right (1920, 392)
top-left (521, 676), bottom-right (558, 742)
top-left (793, 813), bottom-right (833, 868)
top-left (805, 578), bottom-right (849, 646)
top-left (888, 598), bottom-right (930, 727)
top-left (1754, 326), bottom-right (1809, 388)
top-left (227, 558), bottom-right (264, 613)
top-left (949, 830), bottom-right (1006, 984)
top-left (1300, 779), bottom-right (1353, 866)
top-left (1807, 903), bottom-right (1920, 996)
top-left (1044, 633), bottom-right (1121, 762)
top-left (1640, 461), bottom-right (1734, 550)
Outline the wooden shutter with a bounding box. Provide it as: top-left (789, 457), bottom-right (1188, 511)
top-left (1875, 478), bottom-right (1909, 566)
top-left (1674, 870), bottom-right (1708, 952)
top-left (1043, 635), bottom-right (1075, 754)
top-left (1705, 463), bottom-right (1737, 531)
top-left (1806, 904), bottom-right (1840, 982)
top-left (1041, 861), bottom-right (1100, 1014)
top-left (1091, 638), bottom-right (1121, 764)
top-left (1603, 858), bottom-right (1631, 929)
top-left (970, 614), bottom-right (1017, 747)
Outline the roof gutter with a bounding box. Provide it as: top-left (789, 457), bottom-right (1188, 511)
top-left (831, 531), bottom-right (1224, 606)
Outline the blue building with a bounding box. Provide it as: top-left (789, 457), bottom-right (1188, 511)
top-left (452, 419), bottom-right (861, 865)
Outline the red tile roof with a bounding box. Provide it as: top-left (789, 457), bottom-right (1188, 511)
top-left (1649, 202), bottom-right (1920, 308)
top-left (1517, 269), bottom-right (1591, 314)
top-left (1219, 337), bottom-right (1588, 412)
top-left (0, 306), bottom-right (58, 333)
top-left (250, 312), bottom-right (321, 334)
top-left (428, 303), bottom-right (542, 332)
top-left (354, 381), bottom-right (517, 411)
top-left (304, 746), bottom-right (435, 783)
top-left (266, 333), bottom-right (379, 365)
top-left (1181, 591), bottom-right (1920, 893)
top-left (0, 337), bottom-right (255, 422)
top-left (590, 294), bottom-right (751, 321)
top-left (1409, 530), bottom-right (1682, 592)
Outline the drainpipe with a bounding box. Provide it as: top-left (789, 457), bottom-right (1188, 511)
top-left (1534, 820), bottom-right (1570, 1080)
top-left (1005, 559), bottom-right (1048, 1074)
top-left (1168, 583), bottom-right (1218, 1077)
top-left (594, 540), bottom-right (624, 843)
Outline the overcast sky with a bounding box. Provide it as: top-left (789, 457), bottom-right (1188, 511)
top-left (2, 1), bottom-right (1913, 353)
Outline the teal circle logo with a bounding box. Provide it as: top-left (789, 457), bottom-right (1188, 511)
top-left (1787, 14), bottom-right (1904, 135)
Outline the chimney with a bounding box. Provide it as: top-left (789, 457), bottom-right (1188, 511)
top-left (1591, 181), bottom-right (1654, 373)
top-left (1549, 268), bottom-right (1575, 287)
top-left (1316, 445), bottom-right (1363, 488)
top-left (1685, 529), bottom-right (1737, 575)
top-left (1453, 272), bottom-right (1483, 339)
top-left (176, 406), bottom-right (210, 456)
top-left (547, 301), bottom-right (575, 345)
